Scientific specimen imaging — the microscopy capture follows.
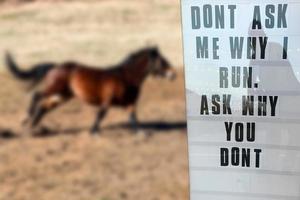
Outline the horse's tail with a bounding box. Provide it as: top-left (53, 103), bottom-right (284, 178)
top-left (5, 52), bottom-right (55, 87)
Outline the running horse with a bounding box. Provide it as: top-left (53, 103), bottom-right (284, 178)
top-left (22, 47), bottom-right (176, 134)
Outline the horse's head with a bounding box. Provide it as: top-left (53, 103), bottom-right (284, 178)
top-left (147, 47), bottom-right (176, 81)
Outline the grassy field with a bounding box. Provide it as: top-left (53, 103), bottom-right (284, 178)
top-left (0, 1), bottom-right (188, 200)
top-left (0, 0), bottom-right (183, 68)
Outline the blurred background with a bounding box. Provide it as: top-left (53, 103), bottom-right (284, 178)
top-left (0, 0), bottom-right (188, 200)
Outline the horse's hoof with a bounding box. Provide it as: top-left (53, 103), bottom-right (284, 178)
top-left (130, 125), bottom-right (139, 133)
top-left (90, 128), bottom-right (101, 136)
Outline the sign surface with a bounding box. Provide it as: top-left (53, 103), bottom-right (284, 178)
top-left (181, 0), bottom-right (300, 199)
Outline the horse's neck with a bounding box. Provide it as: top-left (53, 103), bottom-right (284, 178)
top-left (123, 56), bottom-right (150, 86)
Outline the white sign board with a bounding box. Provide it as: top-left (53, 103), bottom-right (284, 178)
top-left (181, 0), bottom-right (300, 199)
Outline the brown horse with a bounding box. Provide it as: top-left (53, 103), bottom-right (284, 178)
top-left (23, 47), bottom-right (176, 134)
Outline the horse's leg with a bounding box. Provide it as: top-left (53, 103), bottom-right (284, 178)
top-left (23, 91), bottom-right (42, 125)
top-left (127, 105), bottom-right (138, 131)
top-left (29, 92), bottom-right (42, 115)
top-left (31, 105), bottom-right (47, 127)
top-left (31, 94), bottom-right (69, 127)
top-left (90, 107), bottom-right (108, 134)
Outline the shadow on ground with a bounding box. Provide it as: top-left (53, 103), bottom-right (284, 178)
top-left (0, 129), bottom-right (18, 139)
top-left (0, 121), bottom-right (187, 139)
top-left (105, 121), bottom-right (187, 131)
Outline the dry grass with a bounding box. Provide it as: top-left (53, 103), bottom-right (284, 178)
top-left (0, 0), bottom-right (183, 69)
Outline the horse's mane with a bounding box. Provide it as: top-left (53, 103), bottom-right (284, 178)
top-left (118, 47), bottom-right (155, 67)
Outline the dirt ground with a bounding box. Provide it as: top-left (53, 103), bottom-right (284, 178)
top-left (0, 69), bottom-right (188, 200)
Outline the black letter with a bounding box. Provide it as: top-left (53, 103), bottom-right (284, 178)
top-left (191, 6), bottom-right (201, 29)
top-left (254, 149), bottom-right (262, 168)
top-left (225, 122), bottom-right (233, 141)
top-left (220, 148), bottom-right (229, 166)
top-left (200, 95), bottom-right (209, 115)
